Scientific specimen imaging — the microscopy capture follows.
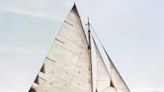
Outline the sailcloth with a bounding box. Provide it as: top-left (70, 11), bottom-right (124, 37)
top-left (101, 44), bottom-right (130, 92)
top-left (93, 38), bottom-right (116, 92)
top-left (91, 25), bottom-right (131, 92)
top-left (108, 55), bottom-right (130, 92)
top-left (29, 4), bottom-right (92, 92)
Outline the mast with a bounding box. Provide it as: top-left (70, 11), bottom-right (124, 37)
top-left (87, 17), bottom-right (91, 50)
top-left (87, 17), bottom-right (93, 92)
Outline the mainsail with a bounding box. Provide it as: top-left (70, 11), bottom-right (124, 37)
top-left (29, 4), bottom-right (92, 92)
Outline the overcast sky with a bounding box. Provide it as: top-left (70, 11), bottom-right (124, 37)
top-left (0, 0), bottom-right (164, 92)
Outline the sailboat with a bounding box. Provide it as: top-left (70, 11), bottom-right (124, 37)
top-left (28, 4), bottom-right (130, 92)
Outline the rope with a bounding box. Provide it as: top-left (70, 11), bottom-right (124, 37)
top-left (90, 25), bottom-right (108, 54)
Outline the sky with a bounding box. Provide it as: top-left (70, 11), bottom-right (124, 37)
top-left (0, 0), bottom-right (164, 92)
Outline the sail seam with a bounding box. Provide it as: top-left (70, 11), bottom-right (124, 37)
top-left (55, 38), bottom-right (65, 44)
top-left (64, 20), bottom-right (74, 26)
top-left (57, 35), bottom-right (85, 48)
top-left (54, 42), bottom-right (83, 55)
top-left (46, 55), bottom-right (90, 73)
top-left (63, 24), bottom-right (85, 38)
top-left (46, 56), bottom-right (56, 62)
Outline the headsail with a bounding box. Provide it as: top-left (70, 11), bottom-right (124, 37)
top-left (100, 41), bottom-right (130, 92)
top-left (107, 51), bottom-right (130, 92)
top-left (29, 4), bottom-right (92, 92)
top-left (93, 38), bottom-right (117, 92)
top-left (93, 39), bottom-right (110, 92)
top-left (91, 26), bottom-right (130, 92)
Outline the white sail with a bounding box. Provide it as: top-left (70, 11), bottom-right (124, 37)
top-left (29, 4), bottom-right (92, 92)
top-left (109, 60), bottom-right (130, 92)
top-left (91, 27), bottom-right (130, 92)
top-left (102, 46), bottom-right (130, 92)
top-left (93, 39), bottom-right (111, 92)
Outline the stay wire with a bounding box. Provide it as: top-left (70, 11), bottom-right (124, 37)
top-left (90, 24), bottom-right (107, 52)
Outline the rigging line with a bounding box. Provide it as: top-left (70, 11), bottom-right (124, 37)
top-left (90, 25), bottom-right (104, 47)
top-left (90, 25), bottom-right (131, 92)
top-left (90, 24), bottom-right (114, 63)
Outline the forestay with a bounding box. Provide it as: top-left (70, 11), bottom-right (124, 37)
top-left (29, 4), bottom-right (92, 92)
